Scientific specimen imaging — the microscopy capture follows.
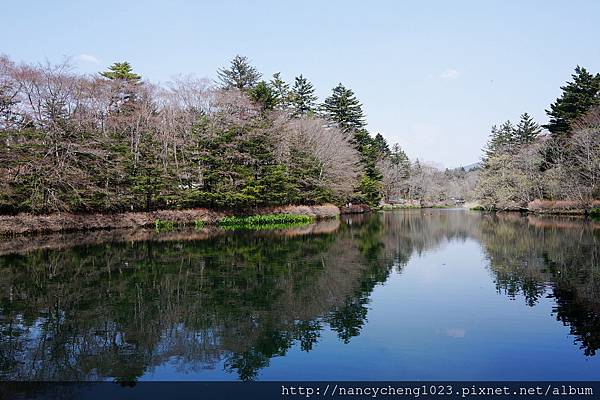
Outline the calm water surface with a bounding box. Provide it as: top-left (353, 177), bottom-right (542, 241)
top-left (1, 210), bottom-right (599, 381)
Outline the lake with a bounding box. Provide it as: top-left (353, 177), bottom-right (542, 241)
top-left (1, 209), bottom-right (599, 381)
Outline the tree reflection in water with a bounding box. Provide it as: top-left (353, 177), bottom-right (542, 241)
top-left (0, 210), bottom-right (598, 381)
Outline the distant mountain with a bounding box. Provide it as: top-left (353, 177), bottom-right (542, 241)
top-left (455, 162), bottom-right (482, 172)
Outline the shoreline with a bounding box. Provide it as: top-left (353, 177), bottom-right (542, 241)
top-left (0, 218), bottom-right (343, 256)
top-left (381, 199), bottom-right (600, 217)
top-left (0, 204), bottom-right (344, 236)
top-left (2, 199), bottom-right (597, 236)
top-left (468, 199), bottom-right (600, 216)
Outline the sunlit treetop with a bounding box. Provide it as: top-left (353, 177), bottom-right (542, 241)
top-left (100, 62), bottom-right (142, 82)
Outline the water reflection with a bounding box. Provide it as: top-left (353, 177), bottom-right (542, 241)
top-left (0, 210), bottom-right (598, 381)
top-left (479, 213), bottom-right (600, 356)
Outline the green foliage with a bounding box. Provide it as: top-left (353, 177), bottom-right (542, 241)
top-left (389, 143), bottom-right (411, 174)
top-left (513, 113), bottom-right (541, 145)
top-left (590, 208), bottom-right (600, 219)
top-left (319, 83), bottom-right (385, 206)
top-left (322, 83), bottom-right (366, 133)
top-left (373, 133), bottom-right (390, 156)
top-left (194, 220), bottom-right (206, 229)
top-left (483, 115), bottom-right (542, 164)
top-left (128, 132), bottom-right (175, 211)
top-left (217, 55), bottom-right (262, 90)
top-left (477, 67), bottom-right (600, 210)
top-left (290, 75), bottom-right (317, 117)
top-left (154, 219), bottom-right (174, 232)
top-left (356, 175), bottom-right (382, 206)
top-left (483, 121), bottom-right (515, 161)
top-left (100, 62), bottom-right (142, 82)
top-left (354, 136), bottom-right (384, 206)
top-left (184, 119), bottom-right (300, 209)
top-left (545, 66), bottom-right (600, 135)
top-left (269, 72), bottom-right (291, 110)
top-left (0, 55), bottom-right (373, 214)
top-left (249, 81), bottom-right (277, 110)
top-left (217, 214), bottom-right (315, 230)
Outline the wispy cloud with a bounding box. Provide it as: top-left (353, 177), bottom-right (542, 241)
top-left (439, 68), bottom-right (460, 80)
top-left (77, 54), bottom-right (100, 64)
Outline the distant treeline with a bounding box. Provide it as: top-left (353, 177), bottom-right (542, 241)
top-left (476, 66), bottom-right (600, 211)
top-left (0, 55), bottom-right (407, 214)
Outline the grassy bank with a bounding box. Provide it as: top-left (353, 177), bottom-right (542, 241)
top-left (217, 214), bottom-right (315, 230)
top-left (156, 214), bottom-right (316, 232)
top-left (380, 203), bottom-right (454, 210)
top-left (0, 205), bottom-right (339, 235)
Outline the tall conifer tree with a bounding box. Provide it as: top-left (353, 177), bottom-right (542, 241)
top-left (101, 62), bottom-right (142, 82)
top-left (290, 75), bottom-right (317, 117)
top-left (483, 121), bottom-right (515, 161)
top-left (322, 83), bottom-right (366, 133)
top-left (269, 72), bottom-right (291, 110)
top-left (545, 66), bottom-right (600, 135)
top-left (217, 55), bottom-right (262, 90)
top-left (513, 113), bottom-right (541, 145)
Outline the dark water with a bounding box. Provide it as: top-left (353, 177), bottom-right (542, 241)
top-left (1, 210), bottom-right (599, 381)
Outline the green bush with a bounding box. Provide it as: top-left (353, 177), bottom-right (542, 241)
top-left (589, 208), bottom-right (600, 219)
top-left (217, 214), bottom-right (314, 230)
top-left (194, 220), bottom-right (206, 229)
top-left (154, 219), bottom-right (175, 232)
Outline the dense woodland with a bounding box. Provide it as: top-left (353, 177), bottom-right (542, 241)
top-left (0, 55), bottom-right (598, 215)
top-left (0, 55), bottom-right (398, 214)
top-left (477, 66), bottom-right (600, 211)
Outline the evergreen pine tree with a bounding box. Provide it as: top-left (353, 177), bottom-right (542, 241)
top-left (269, 72), bottom-right (291, 110)
top-left (217, 55), bottom-right (262, 91)
top-left (483, 121), bottom-right (515, 161)
top-left (0, 87), bottom-right (21, 129)
top-left (290, 75), bottom-right (317, 117)
top-left (100, 62), bottom-right (142, 113)
top-left (322, 83), bottom-right (366, 133)
top-left (100, 62), bottom-right (142, 82)
top-left (321, 83), bottom-right (383, 205)
top-left (249, 81), bottom-right (277, 110)
top-left (390, 143), bottom-right (411, 176)
top-left (544, 66), bottom-right (600, 135)
top-left (513, 113), bottom-right (541, 145)
top-left (373, 133), bottom-right (390, 156)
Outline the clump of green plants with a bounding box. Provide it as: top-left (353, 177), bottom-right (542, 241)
top-left (589, 208), bottom-right (600, 220)
top-left (217, 214), bottom-right (314, 230)
top-left (154, 219), bottom-right (175, 232)
top-left (381, 204), bottom-right (421, 210)
top-left (194, 220), bottom-right (206, 229)
top-left (470, 205), bottom-right (485, 211)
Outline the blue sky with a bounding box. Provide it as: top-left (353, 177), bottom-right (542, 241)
top-left (3, 0), bottom-right (600, 167)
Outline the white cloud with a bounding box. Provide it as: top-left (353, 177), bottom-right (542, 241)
top-left (439, 68), bottom-right (460, 80)
top-left (78, 54), bottom-right (100, 64)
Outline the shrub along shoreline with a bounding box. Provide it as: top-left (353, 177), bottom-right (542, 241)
top-left (467, 199), bottom-right (600, 216)
top-left (0, 204), bottom-right (341, 236)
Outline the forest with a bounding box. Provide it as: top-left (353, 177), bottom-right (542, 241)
top-left (476, 66), bottom-right (600, 211)
top-left (0, 55), bottom-right (393, 214)
top-left (0, 55), bottom-right (598, 215)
